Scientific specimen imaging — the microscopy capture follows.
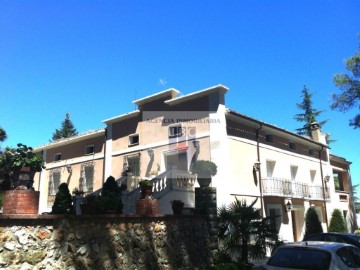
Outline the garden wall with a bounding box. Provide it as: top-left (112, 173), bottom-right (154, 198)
top-left (0, 215), bottom-right (213, 270)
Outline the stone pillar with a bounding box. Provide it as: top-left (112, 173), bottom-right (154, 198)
top-left (195, 187), bottom-right (218, 253)
top-left (3, 190), bottom-right (40, 214)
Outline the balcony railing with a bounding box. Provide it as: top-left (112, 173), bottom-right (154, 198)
top-left (262, 177), bottom-right (330, 200)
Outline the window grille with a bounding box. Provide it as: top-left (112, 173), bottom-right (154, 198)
top-left (48, 169), bottom-right (61, 196)
top-left (124, 153), bottom-right (141, 176)
top-left (80, 162), bottom-right (94, 193)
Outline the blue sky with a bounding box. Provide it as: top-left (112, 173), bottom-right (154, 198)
top-left (0, 1), bottom-right (359, 186)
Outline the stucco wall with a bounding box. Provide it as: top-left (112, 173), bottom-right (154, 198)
top-left (0, 215), bottom-right (212, 270)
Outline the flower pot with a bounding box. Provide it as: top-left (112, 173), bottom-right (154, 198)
top-left (140, 185), bottom-right (153, 199)
top-left (13, 167), bottom-right (36, 190)
top-left (197, 176), bottom-right (212, 187)
top-left (172, 205), bottom-right (184, 215)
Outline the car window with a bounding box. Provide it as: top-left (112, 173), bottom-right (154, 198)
top-left (348, 234), bottom-right (360, 243)
top-left (336, 246), bottom-right (360, 268)
top-left (305, 234), bottom-right (323, 241)
top-left (267, 247), bottom-right (331, 270)
top-left (324, 235), bottom-right (347, 243)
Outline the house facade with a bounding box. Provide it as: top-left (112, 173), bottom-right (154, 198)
top-left (34, 84), bottom-right (355, 242)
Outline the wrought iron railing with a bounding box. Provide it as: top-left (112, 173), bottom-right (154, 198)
top-left (262, 177), bottom-right (330, 200)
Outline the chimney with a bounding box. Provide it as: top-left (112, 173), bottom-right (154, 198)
top-left (310, 122), bottom-right (327, 144)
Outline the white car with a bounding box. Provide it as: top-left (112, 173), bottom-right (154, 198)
top-left (264, 241), bottom-right (360, 270)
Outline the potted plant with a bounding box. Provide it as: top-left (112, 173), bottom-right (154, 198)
top-left (171, 199), bottom-right (184, 215)
top-left (72, 187), bottom-right (84, 197)
top-left (0, 143), bottom-right (45, 189)
top-left (0, 143), bottom-right (45, 215)
top-left (139, 179), bottom-right (153, 199)
top-left (192, 160), bottom-right (217, 187)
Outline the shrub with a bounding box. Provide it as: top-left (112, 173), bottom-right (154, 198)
top-left (329, 209), bottom-right (348, 232)
top-left (303, 207), bottom-right (323, 239)
top-left (51, 183), bottom-right (74, 214)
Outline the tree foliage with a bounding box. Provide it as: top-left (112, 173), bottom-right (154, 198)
top-left (294, 86), bottom-right (327, 137)
top-left (0, 127), bottom-right (7, 142)
top-left (51, 112), bottom-right (78, 141)
top-left (51, 183), bottom-right (74, 214)
top-left (328, 209), bottom-right (348, 233)
top-left (303, 207), bottom-right (323, 239)
top-left (332, 35), bottom-right (360, 129)
top-left (217, 198), bottom-right (279, 263)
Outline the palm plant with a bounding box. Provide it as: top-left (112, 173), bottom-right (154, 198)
top-left (217, 198), bottom-right (279, 263)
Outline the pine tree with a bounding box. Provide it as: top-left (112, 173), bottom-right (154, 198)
top-left (303, 207), bottom-right (323, 239)
top-left (51, 183), bottom-right (74, 214)
top-left (0, 127), bottom-right (7, 142)
top-left (294, 86), bottom-right (327, 137)
top-left (328, 209), bottom-right (348, 232)
top-left (51, 113), bottom-right (78, 141)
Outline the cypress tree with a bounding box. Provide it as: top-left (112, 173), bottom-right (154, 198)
top-left (304, 207), bottom-right (323, 239)
top-left (51, 183), bottom-right (74, 214)
top-left (52, 113), bottom-right (78, 141)
top-left (328, 209), bottom-right (348, 232)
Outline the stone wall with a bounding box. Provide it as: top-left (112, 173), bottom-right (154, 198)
top-left (0, 215), bottom-right (213, 270)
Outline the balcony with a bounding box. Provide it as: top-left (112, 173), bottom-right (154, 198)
top-left (262, 177), bottom-right (330, 200)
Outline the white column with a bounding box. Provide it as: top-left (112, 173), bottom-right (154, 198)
top-left (104, 124), bottom-right (113, 182)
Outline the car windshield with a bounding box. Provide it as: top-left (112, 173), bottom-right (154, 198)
top-left (267, 247), bottom-right (331, 270)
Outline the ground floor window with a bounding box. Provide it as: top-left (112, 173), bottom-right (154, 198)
top-left (47, 169), bottom-right (61, 206)
top-left (267, 205), bottom-right (282, 233)
top-left (80, 162), bottom-right (94, 193)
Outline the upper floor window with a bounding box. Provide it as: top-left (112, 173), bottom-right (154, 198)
top-left (85, 145), bottom-right (94, 155)
top-left (308, 148), bottom-right (314, 156)
top-left (54, 153), bottom-right (61, 162)
top-left (289, 142), bottom-right (296, 150)
top-left (310, 170), bottom-right (316, 182)
top-left (266, 134), bottom-right (274, 143)
top-left (290, 165), bottom-right (298, 181)
top-left (266, 160), bottom-right (276, 178)
top-left (169, 124), bottom-right (183, 138)
top-left (129, 134), bottom-right (139, 146)
top-left (334, 171), bottom-right (344, 191)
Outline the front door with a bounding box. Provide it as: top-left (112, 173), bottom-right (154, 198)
top-left (291, 210), bottom-right (298, 241)
top-left (165, 152), bottom-right (188, 171)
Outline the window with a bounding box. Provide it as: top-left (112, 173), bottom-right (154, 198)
top-left (80, 163), bottom-right (94, 193)
top-left (266, 160), bottom-right (276, 178)
top-left (289, 142), bottom-right (296, 150)
top-left (337, 246), bottom-right (360, 268)
top-left (124, 153), bottom-right (140, 176)
top-left (268, 207), bottom-right (281, 233)
top-left (85, 145), bottom-right (94, 155)
top-left (290, 165), bottom-right (298, 181)
top-left (48, 169), bottom-right (61, 196)
top-left (333, 171), bottom-right (344, 191)
top-left (54, 153), bottom-right (61, 161)
top-left (310, 170), bottom-right (316, 182)
top-left (169, 124), bottom-right (183, 138)
top-left (308, 148), bottom-right (314, 155)
top-left (266, 134), bottom-right (274, 143)
top-left (129, 134), bottom-right (139, 146)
